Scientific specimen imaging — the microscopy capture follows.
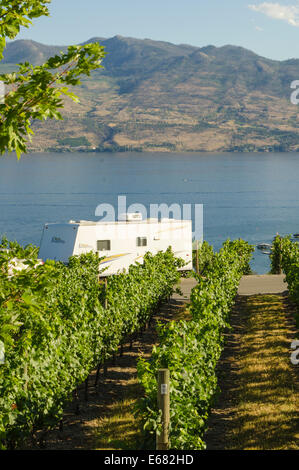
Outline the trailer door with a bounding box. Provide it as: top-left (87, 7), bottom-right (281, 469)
top-left (39, 223), bottom-right (79, 263)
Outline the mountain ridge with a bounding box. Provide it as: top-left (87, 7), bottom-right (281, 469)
top-left (2, 36), bottom-right (299, 153)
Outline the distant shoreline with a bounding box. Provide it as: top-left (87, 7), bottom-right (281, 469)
top-left (26, 147), bottom-right (299, 154)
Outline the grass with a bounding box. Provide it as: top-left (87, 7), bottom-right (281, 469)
top-left (228, 294), bottom-right (299, 450)
top-left (94, 379), bottom-right (144, 450)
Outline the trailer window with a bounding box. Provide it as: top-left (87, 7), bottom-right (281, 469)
top-left (137, 237), bottom-right (147, 247)
top-left (97, 240), bottom-right (111, 251)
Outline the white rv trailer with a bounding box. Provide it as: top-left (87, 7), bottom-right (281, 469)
top-left (38, 213), bottom-right (193, 276)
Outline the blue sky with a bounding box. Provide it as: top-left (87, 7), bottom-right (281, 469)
top-left (14, 0), bottom-right (299, 61)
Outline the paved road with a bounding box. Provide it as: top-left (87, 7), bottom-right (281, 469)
top-left (238, 274), bottom-right (287, 295)
top-left (173, 277), bottom-right (197, 303)
top-left (175, 275), bottom-right (288, 302)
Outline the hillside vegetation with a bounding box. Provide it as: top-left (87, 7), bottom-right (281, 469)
top-left (3, 36), bottom-right (299, 153)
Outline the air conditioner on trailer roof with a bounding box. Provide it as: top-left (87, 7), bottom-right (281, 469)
top-left (118, 212), bottom-right (143, 222)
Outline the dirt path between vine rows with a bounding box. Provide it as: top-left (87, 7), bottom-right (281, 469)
top-left (204, 285), bottom-right (299, 450)
top-left (28, 278), bottom-right (196, 450)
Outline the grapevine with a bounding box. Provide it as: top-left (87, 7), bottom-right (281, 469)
top-left (0, 240), bottom-right (183, 449)
top-left (136, 239), bottom-right (254, 449)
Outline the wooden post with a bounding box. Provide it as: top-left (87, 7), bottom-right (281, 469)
top-left (74, 389), bottom-right (80, 415)
top-left (24, 363), bottom-right (28, 391)
top-left (84, 376), bottom-right (89, 401)
top-left (94, 363), bottom-right (101, 388)
top-left (279, 235), bottom-right (282, 275)
top-left (104, 277), bottom-right (108, 309)
top-left (196, 239), bottom-right (199, 275)
top-left (156, 368), bottom-right (170, 450)
top-left (59, 419), bottom-right (64, 433)
top-left (24, 349), bottom-right (29, 391)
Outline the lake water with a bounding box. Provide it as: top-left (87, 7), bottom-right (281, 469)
top-left (1, 151), bottom-right (299, 274)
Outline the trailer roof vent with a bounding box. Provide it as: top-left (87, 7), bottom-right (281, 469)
top-left (118, 212), bottom-right (143, 222)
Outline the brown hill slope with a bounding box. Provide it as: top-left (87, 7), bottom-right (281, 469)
top-left (2, 36), bottom-right (299, 152)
